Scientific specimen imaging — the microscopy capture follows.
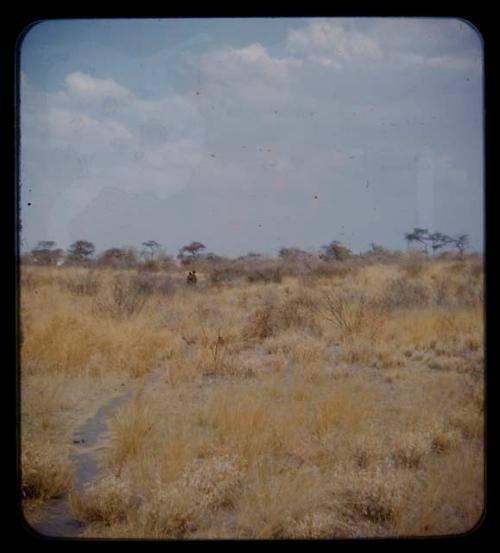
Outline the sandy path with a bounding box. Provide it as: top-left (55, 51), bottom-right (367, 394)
top-left (28, 368), bottom-right (165, 538)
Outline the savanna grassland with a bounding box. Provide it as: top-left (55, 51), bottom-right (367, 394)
top-left (20, 252), bottom-right (485, 538)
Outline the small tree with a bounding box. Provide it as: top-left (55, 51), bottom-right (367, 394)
top-left (453, 234), bottom-right (469, 259)
top-left (98, 247), bottom-right (137, 268)
top-left (368, 243), bottom-right (387, 255)
top-left (279, 247), bottom-right (309, 259)
top-left (157, 251), bottom-right (175, 270)
top-left (179, 241), bottom-right (206, 258)
top-left (203, 252), bottom-right (225, 262)
top-left (35, 240), bottom-right (56, 251)
top-left (31, 241), bottom-right (64, 265)
top-left (405, 228), bottom-right (430, 254)
top-left (141, 240), bottom-right (161, 261)
top-left (51, 249), bottom-right (65, 265)
top-left (67, 240), bottom-right (95, 264)
top-left (320, 240), bottom-right (352, 261)
top-left (428, 232), bottom-right (453, 255)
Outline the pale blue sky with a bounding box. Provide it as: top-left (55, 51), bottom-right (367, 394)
top-left (19, 17), bottom-right (483, 256)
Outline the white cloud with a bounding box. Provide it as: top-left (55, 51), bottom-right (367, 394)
top-left (23, 69), bottom-right (205, 157)
top-left (200, 42), bottom-right (302, 84)
top-left (22, 69), bottom-right (207, 248)
top-left (285, 19), bottom-right (481, 73)
top-left (141, 139), bottom-right (201, 170)
top-left (45, 108), bottom-right (133, 143)
top-left (287, 20), bottom-right (383, 67)
top-left (308, 55), bottom-right (343, 69)
top-left (194, 43), bottom-right (308, 114)
top-left (64, 72), bottom-right (132, 100)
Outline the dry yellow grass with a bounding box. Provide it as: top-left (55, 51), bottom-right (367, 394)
top-left (20, 256), bottom-right (484, 538)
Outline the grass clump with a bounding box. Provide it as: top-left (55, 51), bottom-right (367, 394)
top-left (21, 445), bottom-right (72, 501)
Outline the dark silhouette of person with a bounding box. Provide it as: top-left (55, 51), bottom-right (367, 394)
top-left (186, 270), bottom-right (197, 285)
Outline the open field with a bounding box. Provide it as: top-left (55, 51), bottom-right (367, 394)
top-left (19, 253), bottom-right (484, 538)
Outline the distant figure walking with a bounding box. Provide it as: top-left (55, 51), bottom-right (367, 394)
top-left (186, 270), bottom-right (197, 286)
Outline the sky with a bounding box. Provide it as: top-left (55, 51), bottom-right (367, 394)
top-left (19, 17), bottom-right (484, 257)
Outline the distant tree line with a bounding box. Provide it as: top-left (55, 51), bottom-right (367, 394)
top-left (23, 239), bottom-right (211, 268)
top-left (22, 230), bottom-right (471, 268)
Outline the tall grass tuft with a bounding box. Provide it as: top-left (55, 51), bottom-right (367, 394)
top-left (93, 275), bottom-right (150, 319)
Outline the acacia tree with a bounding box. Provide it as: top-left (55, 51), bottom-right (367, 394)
top-left (98, 247), bottom-right (137, 268)
top-left (320, 240), bottom-right (352, 261)
top-left (179, 241), bottom-right (206, 258)
top-left (35, 240), bottom-right (55, 251)
top-left (31, 241), bottom-right (64, 265)
top-left (67, 240), bottom-right (95, 264)
top-left (405, 229), bottom-right (470, 258)
top-left (279, 247), bottom-right (309, 259)
top-left (368, 243), bottom-right (388, 255)
top-left (404, 228), bottom-right (430, 254)
top-left (428, 232), bottom-right (454, 255)
top-left (453, 234), bottom-right (469, 259)
top-left (141, 240), bottom-right (161, 260)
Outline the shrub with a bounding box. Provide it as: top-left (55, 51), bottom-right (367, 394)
top-left (63, 270), bottom-right (100, 296)
top-left (131, 273), bottom-right (161, 295)
top-left (243, 304), bottom-right (277, 340)
top-left (320, 241), bottom-right (352, 262)
top-left (341, 468), bottom-right (415, 526)
top-left (245, 268), bottom-right (283, 284)
top-left (310, 261), bottom-right (357, 279)
top-left (21, 445), bottom-right (72, 501)
top-left (137, 455), bottom-right (244, 537)
top-left (319, 291), bottom-right (380, 336)
top-left (137, 260), bottom-right (161, 273)
top-left (278, 291), bottom-right (320, 333)
top-left (430, 268), bottom-right (483, 307)
top-left (400, 254), bottom-right (427, 278)
top-left (390, 432), bottom-right (430, 468)
top-left (381, 277), bottom-right (431, 309)
top-left (70, 473), bottom-right (137, 524)
top-left (209, 266), bottom-right (243, 286)
top-left (285, 512), bottom-right (348, 539)
top-left (93, 275), bottom-right (150, 319)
